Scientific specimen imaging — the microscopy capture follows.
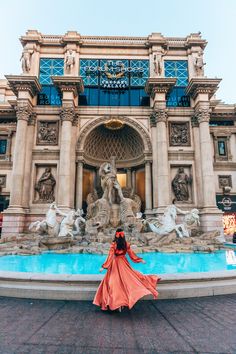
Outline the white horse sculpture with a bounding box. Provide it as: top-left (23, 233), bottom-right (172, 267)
top-left (145, 204), bottom-right (200, 238)
top-left (29, 202), bottom-right (60, 237)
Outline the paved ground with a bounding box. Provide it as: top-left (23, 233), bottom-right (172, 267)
top-left (0, 295), bottom-right (236, 354)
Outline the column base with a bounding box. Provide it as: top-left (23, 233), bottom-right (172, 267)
top-left (2, 207), bottom-right (26, 236)
top-left (200, 208), bottom-right (223, 234)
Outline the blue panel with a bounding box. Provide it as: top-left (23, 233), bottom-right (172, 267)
top-left (79, 59), bottom-right (149, 106)
top-left (166, 87), bottom-right (190, 107)
top-left (164, 60), bottom-right (188, 87)
top-left (0, 140), bottom-right (7, 154)
top-left (38, 58), bottom-right (64, 105)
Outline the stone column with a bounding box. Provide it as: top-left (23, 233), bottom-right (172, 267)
top-left (150, 113), bottom-right (158, 208)
top-left (145, 161), bottom-right (152, 211)
top-left (76, 161), bottom-right (83, 210)
top-left (10, 101), bottom-right (32, 208)
top-left (186, 78), bottom-right (223, 232)
top-left (58, 103), bottom-right (75, 209)
top-left (145, 78), bottom-right (176, 212)
top-left (22, 113), bottom-right (36, 209)
top-left (2, 76), bottom-right (41, 236)
top-left (131, 170), bottom-right (136, 192)
top-left (155, 107), bottom-right (170, 209)
top-left (52, 76), bottom-right (84, 210)
top-left (195, 106), bottom-right (216, 208)
top-left (191, 115), bottom-right (203, 207)
top-left (126, 168), bottom-right (132, 188)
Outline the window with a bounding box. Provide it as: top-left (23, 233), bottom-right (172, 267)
top-left (0, 140), bottom-right (7, 154)
top-left (218, 140), bottom-right (226, 156)
top-left (79, 59), bottom-right (149, 106)
top-left (37, 58), bottom-right (64, 105)
top-left (164, 60), bottom-right (190, 107)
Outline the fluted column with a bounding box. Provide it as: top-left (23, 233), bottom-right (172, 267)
top-left (195, 105), bottom-right (216, 208)
top-left (22, 113), bottom-right (36, 209)
top-left (145, 161), bottom-right (152, 211)
top-left (126, 168), bottom-right (132, 188)
top-left (57, 103), bottom-right (76, 209)
top-left (131, 170), bottom-right (136, 192)
top-left (10, 101), bottom-right (32, 208)
top-left (191, 115), bottom-right (203, 207)
top-left (76, 161), bottom-right (83, 209)
top-left (153, 107), bottom-right (170, 209)
top-left (150, 113), bottom-right (158, 208)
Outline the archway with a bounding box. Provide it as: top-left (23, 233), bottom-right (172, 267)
top-left (76, 116), bottom-right (152, 212)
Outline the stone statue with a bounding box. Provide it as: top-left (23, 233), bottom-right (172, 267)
top-left (153, 48), bottom-right (168, 76)
top-left (55, 207), bottom-right (77, 237)
top-left (144, 204), bottom-right (191, 238)
top-left (99, 162), bottom-right (118, 205)
top-left (35, 167), bottom-right (56, 203)
top-left (29, 202), bottom-right (60, 237)
top-left (194, 50), bottom-right (205, 76)
top-left (20, 48), bottom-right (34, 73)
top-left (73, 209), bottom-right (86, 236)
top-left (172, 167), bottom-right (192, 202)
top-left (65, 49), bottom-right (75, 73)
top-left (86, 160), bottom-right (141, 232)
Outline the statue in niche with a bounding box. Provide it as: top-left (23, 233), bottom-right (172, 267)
top-left (153, 48), bottom-right (168, 76)
top-left (86, 160), bottom-right (141, 232)
top-left (65, 49), bottom-right (75, 73)
top-left (35, 167), bottom-right (56, 203)
top-left (37, 121), bottom-right (58, 145)
top-left (20, 48), bottom-right (34, 73)
top-left (172, 167), bottom-right (192, 202)
top-left (194, 50), bottom-right (205, 76)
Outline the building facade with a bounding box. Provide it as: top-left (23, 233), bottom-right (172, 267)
top-left (0, 30), bottom-right (235, 236)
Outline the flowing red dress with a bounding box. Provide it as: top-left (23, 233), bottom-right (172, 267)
top-left (93, 242), bottom-right (160, 310)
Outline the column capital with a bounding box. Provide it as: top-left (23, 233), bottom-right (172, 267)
top-left (52, 76), bottom-right (84, 98)
top-left (186, 78), bottom-right (221, 100)
top-left (150, 107), bottom-right (168, 126)
top-left (194, 107), bottom-right (211, 124)
top-left (145, 77), bottom-right (176, 99)
top-left (60, 102), bottom-right (79, 125)
top-left (5, 75), bottom-right (41, 98)
top-left (15, 100), bottom-right (33, 122)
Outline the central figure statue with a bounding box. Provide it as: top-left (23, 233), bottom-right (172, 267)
top-left (86, 160), bottom-right (141, 232)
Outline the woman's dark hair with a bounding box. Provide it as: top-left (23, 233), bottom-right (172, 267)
top-left (113, 227), bottom-right (127, 250)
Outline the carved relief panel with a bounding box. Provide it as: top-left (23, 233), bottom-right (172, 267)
top-left (34, 165), bottom-right (57, 203)
top-left (36, 121), bottom-right (59, 145)
top-left (218, 175), bottom-right (232, 190)
top-left (169, 122), bottom-right (190, 146)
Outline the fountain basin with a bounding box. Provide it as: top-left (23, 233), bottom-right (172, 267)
top-left (0, 251), bottom-right (236, 300)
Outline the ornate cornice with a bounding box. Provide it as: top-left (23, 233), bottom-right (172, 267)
top-left (145, 78), bottom-right (176, 98)
top-left (186, 78), bottom-right (221, 100)
top-left (5, 75), bottom-right (41, 98)
top-left (52, 76), bottom-right (84, 97)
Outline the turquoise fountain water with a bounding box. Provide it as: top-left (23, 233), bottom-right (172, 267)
top-left (0, 251), bottom-right (235, 274)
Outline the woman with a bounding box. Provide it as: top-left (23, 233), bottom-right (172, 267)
top-left (93, 228), bottom-right (160, 311)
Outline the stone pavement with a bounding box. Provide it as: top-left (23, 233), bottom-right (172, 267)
top-left (0, 295), bottom-right (236, 354)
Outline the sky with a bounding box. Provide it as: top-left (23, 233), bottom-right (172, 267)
top-left (1, 0), bottom-right (235, 104)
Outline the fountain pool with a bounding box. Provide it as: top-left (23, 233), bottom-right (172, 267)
top-left (0, 251), bottom-right (235, 275)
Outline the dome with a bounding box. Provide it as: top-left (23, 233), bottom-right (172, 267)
top-left (83, 124), bottom-right (144, 167)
